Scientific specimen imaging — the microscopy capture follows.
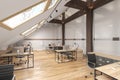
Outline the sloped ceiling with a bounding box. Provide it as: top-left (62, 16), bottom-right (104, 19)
top-left (0, 0), bottom-right (70, 49)
top-left (0, 0), bottom-right (43, 19)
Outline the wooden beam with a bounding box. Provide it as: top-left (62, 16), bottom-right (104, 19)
top-left (86, 0), bottom-right (94, 53)
top-left (65, 0), bottom-right (87, 10)
top-left (65, 10), bottom-right (86, 24)
top-left (64, 0), bottom-right (114, 25)
top-left (93, 0), bottom-right (114, 9)
top-left (44, 0), bottom-right (51, 11)
top-left (49, 19), bottom-right (62, 24)
top-left (62, 13), bottom-right (65, 45)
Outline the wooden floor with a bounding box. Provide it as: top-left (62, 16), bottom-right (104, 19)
top-left (15, 50), bottom-right (94, 80)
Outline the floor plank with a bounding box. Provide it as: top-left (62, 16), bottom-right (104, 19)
top-left (14, 51), bottom-right (94, 80)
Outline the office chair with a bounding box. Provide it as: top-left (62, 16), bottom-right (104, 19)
top-left (87, 54), bottom-right (97, 68)
top-left (14, 47), bottom-right (26, 65)
top-left (85, 53), bottom-right (97, 78)
top-left (0, 64), bottom-right (16, 80)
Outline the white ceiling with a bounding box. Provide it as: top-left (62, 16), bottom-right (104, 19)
top-left (0, 0), bottom-right (43, 20)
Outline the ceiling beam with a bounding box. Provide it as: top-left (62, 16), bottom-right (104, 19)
top-left (64, 0), bottom-right (114, 24)
top-left (49, 19), bottom-right (62, 24)
top-left (64, 10), bottom-right (86, 24)
top-left (93, 0), bottom-right (114, 9)
top-left (65, 0), bottom-right (88, 10)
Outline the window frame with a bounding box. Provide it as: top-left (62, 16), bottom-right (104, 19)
top-left (0, 0), bottom-right (47, 30)
top-left (0, 0), bottom-right (58, 30)
top-left (21, 20), bottom-right (45, 36)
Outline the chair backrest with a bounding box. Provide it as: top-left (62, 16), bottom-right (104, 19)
top-left (87, 54), bottom-right (96, 68)
top-left (0, 64), bottom-right (14, 80)
top-left (56, 46), bottom-right (63, 50)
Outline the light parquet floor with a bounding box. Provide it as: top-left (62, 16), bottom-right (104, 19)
top-left (14, 51), bottom-right (94, 80)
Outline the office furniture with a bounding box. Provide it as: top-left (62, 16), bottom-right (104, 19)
top-left (15, 54), bottom-right (27, 65)
top-left (55, 49), bottom-right (77, 63)
top-left (13, 46), bottom-right (26, 65)
top-left (0, 50), bottom-right (13, 64)
top-left (87, 54), bottom-right (97, 68)
top-left (0, 52), bottom-right (34, 70)
top-left (48, 46), bottom-right (63, 50)
top-left (74, 48), bottom-right (84, 59)
top-left (53, 46), bottom-right (63, 50)
top-left (85, 54), bottom-right (98, 78)
top-left (47, 46), bottom-right (63, 53)
top-left (0, 64), bottom-right (16, 80)
top-left (95, 62), bottom-right (120, 80)
top-left (86, 53), bottom-right (113, 78)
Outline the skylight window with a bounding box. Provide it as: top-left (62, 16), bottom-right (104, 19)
top-left (1, 1), bottom-right (47, 30)
top-left (21, 24), bottom-right (38, 36)
top-left (21, 20), bottom-right (45, 36)
top-left (49, 0), bottom-right (58, 9)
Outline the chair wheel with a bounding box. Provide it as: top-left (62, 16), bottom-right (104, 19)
top-left (90, 72), bottom-right (93, 75)
top-left (85, 76), bottom-right (87, 78)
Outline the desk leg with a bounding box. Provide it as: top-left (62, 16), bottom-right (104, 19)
top-left (58, 53), bottom-right (60, 63)
top-left (61, 53), bottom-right (63, 63)
top-left (72, 51), bottom-right (75, 61)
top-left (27, 55), bottom-right (29, 68)
top-left (75, 51), bottom-right (77, 61)
top-left (7, 57), bottom-right (9, 64)
top-left (11, 56), bottom-right (13, 64)
top-left (72, 52), bottom-right (74, 61)
top-left (32, 54), bottom-right (34, 68)
top-left (55, 52), bottom-right (56, 61)
top-left (94, 69), bottom-right (96, 80)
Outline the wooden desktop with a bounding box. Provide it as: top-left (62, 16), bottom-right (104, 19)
top-left (0, 52), bottom-right (34, 70)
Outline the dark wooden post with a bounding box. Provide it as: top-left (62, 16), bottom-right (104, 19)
top-left (65, 0), bottom-right (113, 54)
top-left (62, 13), bottom-right (65, 45)
top-left (86, 0), bottom-right (94, 53)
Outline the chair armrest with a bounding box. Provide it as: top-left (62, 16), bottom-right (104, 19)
top-left (88, 61), bottom-right (96, 68)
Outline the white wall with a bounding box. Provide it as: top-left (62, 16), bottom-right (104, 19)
top-left (21, 23), bottom-right (62, 50)
top-left (65, 15), bottom-right (86, 53)
top-left (94, 0), bottom-right (120, 56)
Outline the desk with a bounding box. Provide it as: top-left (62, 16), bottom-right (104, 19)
top-left (0, 52), bottom-right (34, 70)
top-left (95, 62), bottom-right (120, 80)
top-left (47, 46), bottom-right (63, 54)
top-left (55, 49), bottom-right (77, 63)
top-left (48, 46), bottom-right (63, 50)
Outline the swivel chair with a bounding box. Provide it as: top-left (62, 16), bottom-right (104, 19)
top-left (0, 64), bottom-right (16, 80)
top-left (85, 53), bottom-right (97, 78)
top-left (87, 54), bottom-right (97, 68)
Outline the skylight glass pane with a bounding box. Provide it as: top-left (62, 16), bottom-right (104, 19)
top-left (2, 1), bottom-right (47, 29)
top-left (24, 29), bottom-right (36, 37)
top-left (49, 0), bottom-right (58, 9)
top-left (37, 20), bottom-right (45, 28)
top-left (21, 24), bottom-right (38, 36)
top-left (21, 20), bottom-right (45, 36)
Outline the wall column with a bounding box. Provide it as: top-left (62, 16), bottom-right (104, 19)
top-left (62, 13), bottom-right (65, 45)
